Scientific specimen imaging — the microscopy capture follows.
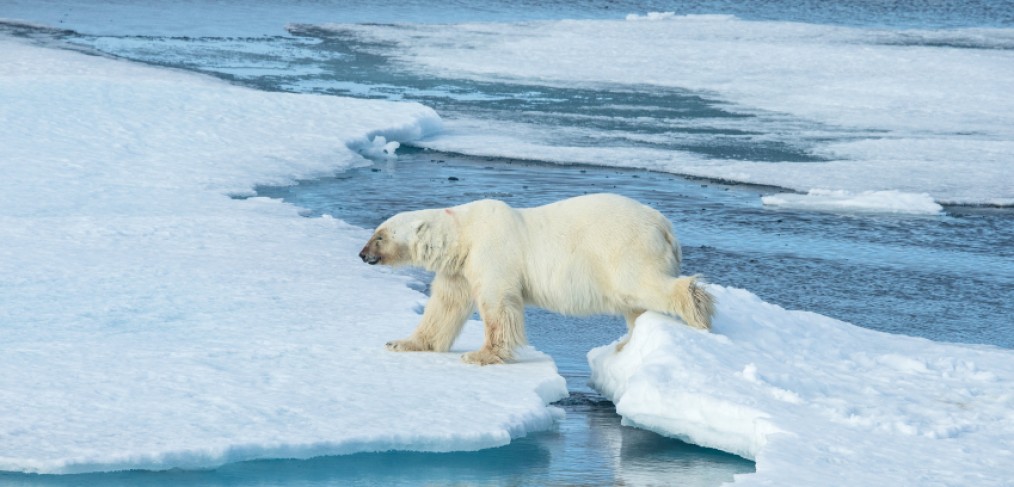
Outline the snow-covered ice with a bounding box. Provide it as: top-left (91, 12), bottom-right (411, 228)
top-left (334, 15), bottom-right (1014, 205)
top-left (590, 286), bottom-right (1014, 486)
top-left (0, 38), bottom-right (566, 474)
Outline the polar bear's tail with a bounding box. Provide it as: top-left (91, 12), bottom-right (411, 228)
top-left (671, 275), bottom-right (715, 330)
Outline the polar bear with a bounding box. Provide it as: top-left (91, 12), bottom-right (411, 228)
top-left (358, 193), bottom-right (714, 365)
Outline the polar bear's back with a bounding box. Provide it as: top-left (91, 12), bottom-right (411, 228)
top-left (522, 193), bottom-right (675, 249)
top-left (526, 193), bottom-right (665, 227)
top-left (518, 193), bottom-right (682, 315)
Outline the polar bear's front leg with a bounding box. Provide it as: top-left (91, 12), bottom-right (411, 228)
top-left (462, 289), bottom-right (526, 365)
top-left (387, 273), bottom-right (474, 353)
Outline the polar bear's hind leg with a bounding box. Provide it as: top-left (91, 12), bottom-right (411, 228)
top-left (654, 275), bottom-right (713, 330)
top-left (615, 309), bottom-right (645, 352)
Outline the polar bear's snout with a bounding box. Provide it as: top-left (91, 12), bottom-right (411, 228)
top-left (359, 241), bottom-right (382, 265)
top-left (359, 247), bottom-right (380, 265)
top-left (360, 230), bottom-right (392, 265)
top-left (359, 235), bottom-right (378, 264)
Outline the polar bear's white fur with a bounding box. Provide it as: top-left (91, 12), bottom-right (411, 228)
top-left (359, 193), bottom-right (714, 365)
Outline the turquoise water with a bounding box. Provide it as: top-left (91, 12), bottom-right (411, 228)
top-left (2, 402), bottom-right (748, 486)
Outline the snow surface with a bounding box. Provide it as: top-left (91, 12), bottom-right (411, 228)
top-left (761, 189), bottom-right (943, 215)
top-left (335, 15), bottom-right (1014, 205)
top-left (590, 286), bottom-right (1014, 486)
top-left (0, 38), bottom-right (567, 474)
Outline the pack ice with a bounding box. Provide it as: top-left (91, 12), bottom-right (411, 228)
top-left (0, 38), bottom-right (566, 474)
top-left (337, 14), bottom-right (1014, 207)
top-left (590, 286), bottom-right (1014, 486)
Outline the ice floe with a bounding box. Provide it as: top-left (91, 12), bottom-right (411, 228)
top-left (334, 16), bottom-right (1014, 205)
top-left (589, 286), bottom-right (1014, 486)
top-left (0, 38), bottom-right (566, 474)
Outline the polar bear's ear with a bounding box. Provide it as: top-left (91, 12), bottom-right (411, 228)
top-left (412, 219), bottom-right (429, 235)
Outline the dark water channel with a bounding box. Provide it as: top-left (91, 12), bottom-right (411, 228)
top-left (260, 148), bottom-right (1014, 351)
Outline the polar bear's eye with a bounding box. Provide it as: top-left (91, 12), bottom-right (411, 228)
top-left (376, 236), bottom-right (383, 241)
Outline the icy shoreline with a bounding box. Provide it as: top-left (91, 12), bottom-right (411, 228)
top-left (590, 286), bottom-right (1014, 486)
top-left (0, 38), bottom-right (566, 474)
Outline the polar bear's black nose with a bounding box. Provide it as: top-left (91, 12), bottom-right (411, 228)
top-left (359, 247), bottom-right (380, 265)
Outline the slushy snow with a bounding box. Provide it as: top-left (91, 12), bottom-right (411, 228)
top-left (590, 286), bottom-right (1014, 486)
top-left (0, 38), bottom-right (566, 474)
top-left (334, 15), bottom-right (1014, 206)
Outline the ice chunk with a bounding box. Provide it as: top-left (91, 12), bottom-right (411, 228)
top-left (761, 189), bottom-right (943, 215)
top-left (351, 135), bottom-right (402, 160)
top-left (625, 12), bottom-right (676, 21)
top-left (589, 286), bottom-right (1014, 486)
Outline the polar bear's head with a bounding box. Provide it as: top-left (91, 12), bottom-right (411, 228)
top-left (359, 209), bottom-right (442, 268)
top-left (359, 208), bottom-right (464, 272)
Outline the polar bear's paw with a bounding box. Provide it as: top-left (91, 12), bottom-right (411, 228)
top-left (386, 338), bottom-right (433, 352)
top-left (461, 349), bottom-right (506, 366)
